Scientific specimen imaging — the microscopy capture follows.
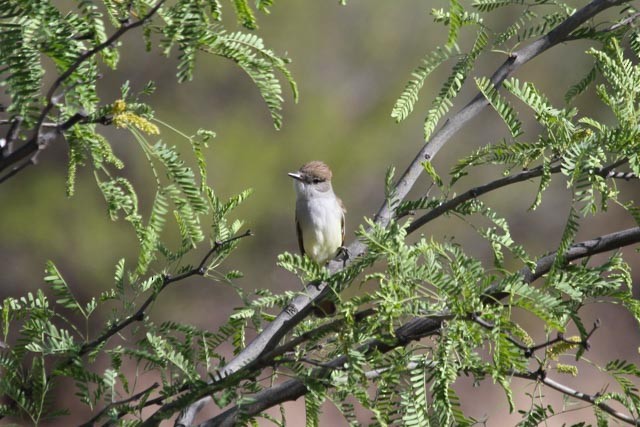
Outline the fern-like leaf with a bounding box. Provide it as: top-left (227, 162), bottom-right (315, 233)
top-left (424, 29), bottom-right (488, 140)
top-left (392, 46), bottom-right (453, 123)
top-left (475, 76), bottom-right (522, 137)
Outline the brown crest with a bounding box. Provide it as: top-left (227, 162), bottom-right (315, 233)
top-left (299, 161), bottom-right (333, 182)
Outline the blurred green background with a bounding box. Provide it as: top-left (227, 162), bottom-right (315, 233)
top-left (1, 1), bottom-right (640, 425)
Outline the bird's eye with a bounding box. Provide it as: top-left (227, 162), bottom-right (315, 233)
top-left (312, 178), bottom-right (321, 184)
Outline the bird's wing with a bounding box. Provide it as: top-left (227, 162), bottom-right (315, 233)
top-left (338, 197), bottom-right (346, 246)
top-left (295, 212), bottom-right (306, 255)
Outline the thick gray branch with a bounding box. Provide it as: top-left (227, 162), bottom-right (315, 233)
top-left (170, 0), bottom-right (629, 425)
top-left (373, 0), bottom-right (627, 229)
top-left (197, 380), bottom-right (306, 427)
top-left (195, 226), bottom-right (640, 426)
top-left (213, 0), bottom-right (627, 386)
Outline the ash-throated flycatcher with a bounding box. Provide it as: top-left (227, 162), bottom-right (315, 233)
top-left (288, 161), bottom-right (346, 265)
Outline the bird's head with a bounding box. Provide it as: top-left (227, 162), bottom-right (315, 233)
top-left (288, 161), bottom-right (334, 196)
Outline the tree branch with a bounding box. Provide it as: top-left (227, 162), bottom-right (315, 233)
top-left (470, 313), bottom-right (599, 358)
top-left (78, 382), bottom-right (159, 427)
top-left (406, 158), bottom-right (631, 234)
top-left (1, 115), bottom-right (22, 158)
top-left (0, 0), bottom-right (166, 181)
top-left (172, 0), bottom-right (630, 424)
top-left (513, 369), bottom-right (640, 426)
top-left (88, 230), bottom-right (251, 354)
top-left (372, 0), bottom-right (627, 230)
top-left (173, 307), bottom-right (376, 426)
top-left (261, 308), bottom-right (377, 362)
top-left (0, 158), bottom-right (36, 184)
top-left (198, 380), bottom-right (307, 427)
top-left (55, 230), bottom-right (252, 377)
top-left (204, 364), bottom-right (640, 427)
top-left (174, 227), bottom-right (640, 426)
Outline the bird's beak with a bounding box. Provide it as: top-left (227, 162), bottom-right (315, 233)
top-left (287, 172), bottom-right (303, 181)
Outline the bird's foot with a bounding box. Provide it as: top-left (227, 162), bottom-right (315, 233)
top-left (336, 246), bottom-right (350, 265)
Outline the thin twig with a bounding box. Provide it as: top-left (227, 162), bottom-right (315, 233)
top-left (34, 1), bottom-right (165, 139)
top-left (0, 0), bottom-right (166, 179)
top-left (513, 369), bottom-right (640, 426)
top-left (277, 356), bottom-right (340, 369)
top-left (406, 158), bottom-right (630, 234)
top-left (528, 333), bottom-right (576, 355)
top-left (79, 383), bottom-right (159, 427)
top-left (470, 313), bottom-right (600, 358)
top-left (527, 320), bottom-right (599, 355)
top-left (54, 230), bottom-right (252, 379)
top-left (0, 158), bottom-right (35, 184)
top-left (81, 230), bottom-right (252, 357)
top-left (2, 115), bottom-right (22, 157)
top-left (261, 308), bottom-right (376, 361)
top-left (608, 10), bottom-right (640, 31)
top-left (0, 113), bottom-right (92, 183)
top-left (469, 313), bottom-right (534, 351)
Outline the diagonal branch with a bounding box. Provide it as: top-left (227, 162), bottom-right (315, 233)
top-left (56, 230), bottom-right (252, 377)
top-left (171, 0), bottom-right (630, 424)
top-left (219, 0), bottom-right (630, 383)
top-left (406, 158), bottom-right (631, 234)
top-left (470, 313), bottom-right (599, 358)
top-left (160, 226), bottom-right (640, 427)
top-left (371, 0), bottom-right (628, 230)
top-left (78, 382), bottom-right (159, 427)
top-left (198, 227), bottom-right (640, 426)
top-left (513, 370), bottom-right (640, 426)
top-left (1, 115), bottom-right (22, 158)
top-left (202, 365), bottom-right (640, 427)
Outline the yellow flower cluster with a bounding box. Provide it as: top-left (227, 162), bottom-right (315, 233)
top-left (111, 99), bottom-right (159, 135)
top-left (112, 99), bottom-right (127, 114)
top-left (510, 323), bottom-right (534, 348)
top-left (555, 363), bottom-right (578, 376)
top-left (545, 336), bottom-right (582, 361)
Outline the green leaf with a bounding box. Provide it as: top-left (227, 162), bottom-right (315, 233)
top-left (447, 0), bottom-right (465, 48)
top-left (475, 76), bottom-right (522, 137)
top-left (232, 0), bottom-right (257, 29)
top-left (424, 29), bottom-right (488, 140)
top-left (422, 161), bottom-right (443, 188)
top-left (44, 261), bottom-right (86, 318)
top-left (391, 46), bottom-right (453, 123)
top-left (565, 66), bottom-right (597, 103)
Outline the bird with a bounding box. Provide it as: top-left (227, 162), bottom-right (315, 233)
top-left (288, 161), bottom-right (346, 266)
top-left (288, 161), bottom-right (346, 316)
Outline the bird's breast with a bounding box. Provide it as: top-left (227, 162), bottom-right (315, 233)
top-left (297, 196), bottom-right (343, 264)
